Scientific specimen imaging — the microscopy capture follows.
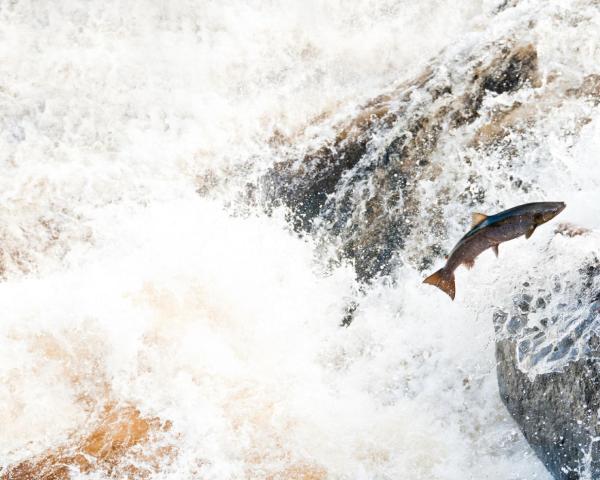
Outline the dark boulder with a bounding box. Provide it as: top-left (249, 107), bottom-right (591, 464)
top-left (495, 259), bottom-right (600, 479)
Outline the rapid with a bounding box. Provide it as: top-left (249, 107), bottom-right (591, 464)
top-left (2, 1), bottom-right (600, 478)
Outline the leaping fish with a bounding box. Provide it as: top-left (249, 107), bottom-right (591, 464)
top-left (423, 201), bottom-right (566, 300)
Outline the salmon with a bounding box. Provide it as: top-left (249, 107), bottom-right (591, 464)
top-left (423, 201), bottom-right (566, 300)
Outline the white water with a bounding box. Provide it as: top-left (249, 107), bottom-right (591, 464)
top-left (3, 0), bottom-right (600, 478)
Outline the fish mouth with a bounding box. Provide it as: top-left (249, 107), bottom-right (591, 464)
top-left (554, 201), bottom-right (567, 217)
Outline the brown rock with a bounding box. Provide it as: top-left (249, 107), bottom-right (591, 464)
top-left (1, 405), bottom-right (175, 480)
top-left (262, 42), bottom-right (542, 280)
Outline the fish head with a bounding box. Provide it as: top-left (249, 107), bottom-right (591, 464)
top-left (534, 201), bottom-right (566, 224)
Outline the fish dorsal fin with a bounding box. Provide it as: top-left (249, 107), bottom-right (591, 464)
top-left (471, 212), bottom-right (488, 228)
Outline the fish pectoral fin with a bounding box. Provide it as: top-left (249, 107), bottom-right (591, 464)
top-left (525, 225), bottom-right (537, 239)
top-left (492, 244), bottom-right (499, 257)
top-left (463, 259), bottom-right (475, 270)
top-left (471, 212), bottom-right (488, 228)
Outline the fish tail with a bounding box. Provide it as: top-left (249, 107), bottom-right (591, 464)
top-left (423, 267), bottom-right (456, 300)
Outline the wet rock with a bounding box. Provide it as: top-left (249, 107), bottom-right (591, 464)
top-left (497, 339), bottom-right (600, 480)
top-left (567, 74), bottom-right (600, 105)
top-left (480, 44), bottom-right (540, 94)
top-left (496, 259), bottom-right (600, 480)
top-left (262, 42), bottom-right (541, 281)
top-left (341, 300), bottom-right (358, 327)
top-left (1, 404), bottom-right (176, 480)
top-left (555, 223), bottom-right (591, 238)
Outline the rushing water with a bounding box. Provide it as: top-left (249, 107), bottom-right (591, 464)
top-left (3, 0), bottom-right (600, 478)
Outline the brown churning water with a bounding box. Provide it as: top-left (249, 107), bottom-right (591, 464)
top-left (423, 202), bottom-right (566, 300)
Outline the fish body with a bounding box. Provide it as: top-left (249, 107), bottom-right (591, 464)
top-left (423, 201), bottom-right (566, 300)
